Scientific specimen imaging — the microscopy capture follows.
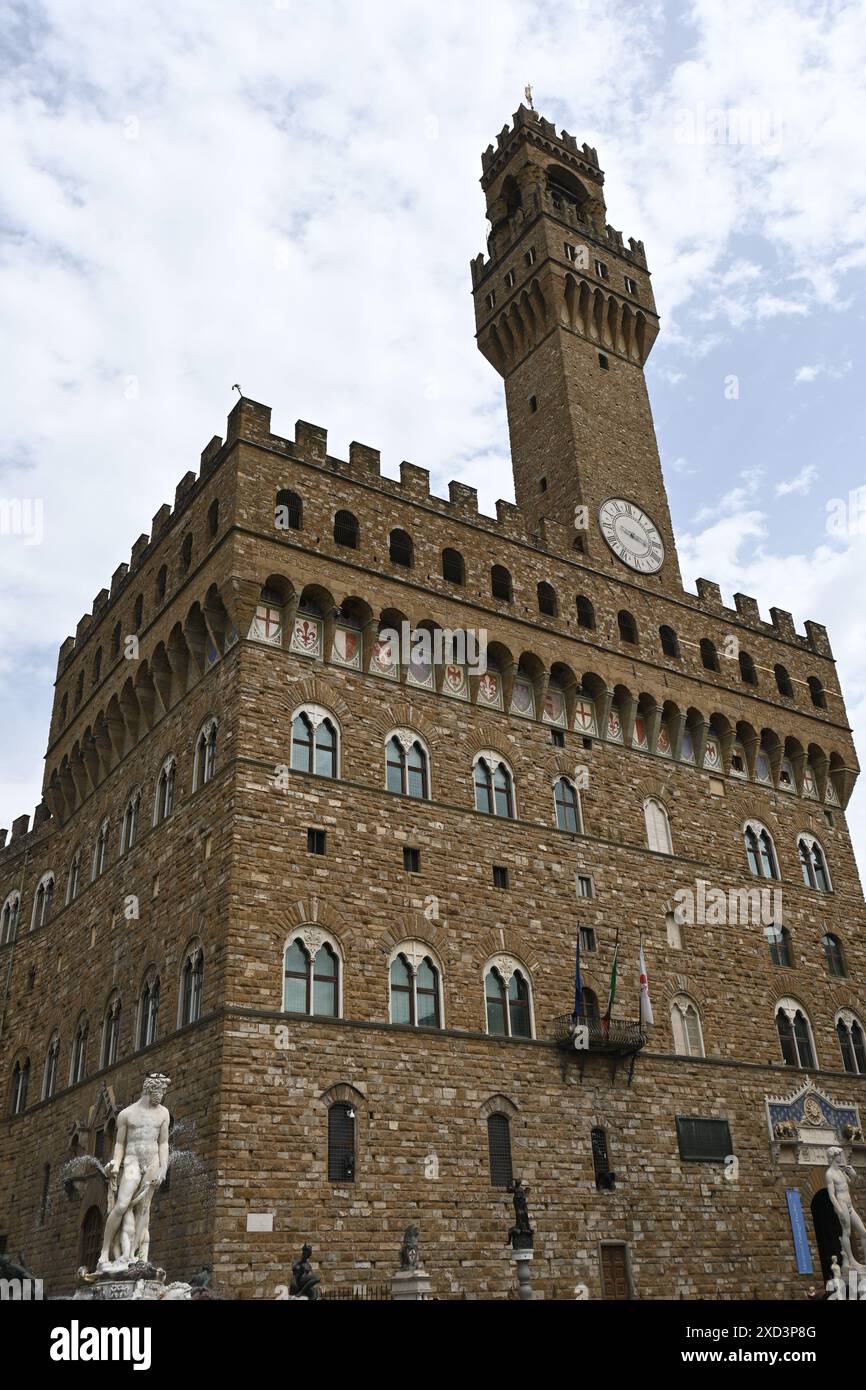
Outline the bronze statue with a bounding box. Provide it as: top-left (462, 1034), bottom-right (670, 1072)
top-left (289, 1243), bottom-right (321, 1300)
top-left (508, 1179), bottom-right (534, 1250)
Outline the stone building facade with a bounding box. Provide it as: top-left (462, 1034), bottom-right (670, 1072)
top-left (0, 104), bottom-right (864, 1300)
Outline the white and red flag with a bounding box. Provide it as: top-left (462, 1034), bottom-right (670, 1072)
top-left (639, 942), bottom-right (654, 1027)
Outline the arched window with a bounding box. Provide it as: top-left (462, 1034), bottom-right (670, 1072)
top-left (484, 959), bottom-right (533, 1038)
top-left (283, 934), bottom-right (340, 1017)
top-left (576, 595), bottom-right (595, 630)
top-left (134, 594), bottom-right (144, 630)
top-left (154, 757), bottom-right (176, 825)
top-left (385, 734), bottom-right (429, 799)
top-left (66, 851), bottom-right (81, 905)
top-left (836, 1012), bottom-right (866, 1075)
top-left (644, 798), bottom-right (672, 854)
top-left (1, 892), bottom-right (20, 945)
top-left (275, 488), bottom-right (302, 531)
top-left (491, 565), bottom-right (512, 601)
top-left (700, 638), bottom-right (720, 672)
top-left (10, 1056), bottom-right (30, 1115)
top-left (70, 1014), bottom-right (89, 1085)
top-left (739, 651), bottom-right (758, 685)
top-left (92, 819), bottom-right (110, 880)
top-left (670, 995), bottom-right (704, 1057)
top-left (617, 610), bottom-right (638, 644)
top-left (291, 706), bottom-right (338, 778)
top-left (775, 664), bottom-right (794, 697)
top-left (92, 648), bottom-right (102, 685)
top-left (138, 972), bottom-right (160, 1050)
top-left (179, 944), bottom-right (204, 1026)
top-left (767, 925), bottom-right (793, 968)
top-left (121, 793), bottom-right (140, 854)
top-left (744, 822), bottom-right (778, 879)
top-left (328, 1102), bottom-right (355, 1181)
top-left (474, 754), bottom-right (515, 819)
top-left (333, 510), bottom-right (359, 548)
top-left (776, 1000), bottom-right (816, 1069)
top-left (194, 718), bottom-right (218, 790)
top-left (554, 777), bottom-right (581, 833)
top-left (60, 692), bottom-right (68, 725)
top-left (487, 1112), bottom-right (513, 1188)
top-left (442, 548), bottom-right (465, 584)
top-left (101, 993), bottom-right (122, 1068)
top-left (821, 933), bottom-right (846, 978)
top-left (31, 873), bottom-right (55, 930)
top-left (798, 835), bottom-right (831, 892)
top-left (537, 581), bottom-right (557, 616)
top-left (156, 565), bottom-right (167, 600)
top-left (389, 945), bottom-right (442, 1028)
top-left (207, 497), bottom-right (220, 537)
top-left (659, 625), bottom-right (679, 658)
top-left (42, 1031), bottom-right (60, 1101)
top-left (74, 670), bottom-right (84, 708)
top-left (807, 676), bottom-right (827, 709)
top-left (389, 528), bottom-right (413, 567)
top-left (180, 532), bottom-right (193, 573)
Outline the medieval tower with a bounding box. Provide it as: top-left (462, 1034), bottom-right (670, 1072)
top-left (0, 104), bottom-right (863, 1299)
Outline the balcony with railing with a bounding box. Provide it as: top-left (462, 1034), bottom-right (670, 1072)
top-left (551, 1012), bottom-right (647, 1083)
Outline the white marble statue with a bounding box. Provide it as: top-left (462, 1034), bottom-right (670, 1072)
top-left (825, 1146), bottom-right (866, 1275)
top-left (97, 1074), bottom-right (171, 1272)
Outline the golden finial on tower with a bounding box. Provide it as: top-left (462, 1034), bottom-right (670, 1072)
top-left (524, 84), bottom-right (534, 111)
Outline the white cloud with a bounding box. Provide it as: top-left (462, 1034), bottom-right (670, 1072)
top-left (775, 463), bottom-right (818, 496)
top-left (794, 361), bottom-right (853, 384)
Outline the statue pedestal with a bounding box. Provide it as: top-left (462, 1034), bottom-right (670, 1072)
top-left (510, 1248), bottom-right (534, 1301)
top-left (391, 1265), bottom-right (433, 1301)
top-left (74, 1267), bottom-right (192, 1301)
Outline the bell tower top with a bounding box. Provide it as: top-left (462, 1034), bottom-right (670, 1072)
top-left (470, 103), bottom-right (678, 591)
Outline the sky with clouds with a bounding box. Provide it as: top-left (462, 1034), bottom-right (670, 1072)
top-left (1, 0), bottom-right (865, 874)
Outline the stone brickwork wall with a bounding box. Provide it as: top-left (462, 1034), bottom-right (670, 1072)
top-left (0, 105), bottom-right (863, 1301)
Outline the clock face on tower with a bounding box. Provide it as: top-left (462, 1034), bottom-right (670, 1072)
top-left (598, 498), bottom-right (665, 574)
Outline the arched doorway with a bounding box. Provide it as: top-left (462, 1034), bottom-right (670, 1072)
top-left (79, 1205), bottom-right (103, 1273)
top-left (811, 1188), bottom-right (841, 1281)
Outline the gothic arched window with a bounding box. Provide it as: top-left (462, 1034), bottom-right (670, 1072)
top-left (644, 798), bottom-right (672, 854)
top-left (121, 792), bottom-right (141, 854)
top-left (767, 925), bottom-right (793, 968)
top-left (42, 1031), bottom-right (60, 1101)
top-left (194, 718), bottom-right (218, 790)
top-left (474, 754), bottom-right (515, 819)
top-left (554, 777), bottom-right (581, 833)
top-left (70, 1014), bottom-right (89, 1085)
top-left (10, 1056), bottom-right (30, 1115)
top-left (283, 934), bottom-right (340, 1018)
top-left (154, 757), bottom-right (176, 825)
top-left (385, 734), bottom-right (429, 799)
top-left (798, 835), bottom-right (831, 892)
top-left (92, 819), bottom-right (110, 880)
top-left (822, 933), bottom-right (846, 978)
top-left (837, 1013), bottom-right (866, 1075)
top-left (1, 892), bottom-right (19, 945)
top-left (138, 972), bottom-right (160, 1050)
top-left (101, 993), bottom-right (122, 1069)
top-left (776, 1000), bottom-right (816, 1069)
top-left (31, 873), bottom-right (55, 930)
top-left (671, 995), bottom-right (704, 1057)
top-left (487, 1112), bottom-right (513, 1188)
top-left (291, 707), bottom-right (339, 779)
top-left (744, 822), bottom-right (778, 879)
top-left (389, 946), bottom-right (442, 1029)
top-left (328, 1102), bottom-right (355, 1182)
top-left (66, 851), bottom-right (81, 905)
top-left (484, 960), bottom-right (532, 1038)
top-left (179, 945), bottom-right (204, 1026)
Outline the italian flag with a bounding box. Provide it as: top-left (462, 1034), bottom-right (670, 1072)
top-left (602, 932), bottom-right (619, 1036)
top-left (639, 941), bottom-right (654, 1026)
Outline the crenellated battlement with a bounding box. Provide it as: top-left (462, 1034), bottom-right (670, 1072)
top-left (480, 103), bottom-right (599, 179)
top-left (53, 395), bottom-right (837, 683)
